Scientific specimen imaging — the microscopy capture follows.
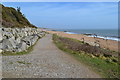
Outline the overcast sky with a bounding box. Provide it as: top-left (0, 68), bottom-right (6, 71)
top-left (2, 2), bottom-right (118, 29)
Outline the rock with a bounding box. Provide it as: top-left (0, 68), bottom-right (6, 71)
top-left (16, 37), bottom-right (21, 44)
top-left (22, 36), bottom-right (33, 46)
top-left (3, 32), bottom-right (13, 39)
top-left (9, 37), bottom-right (17, 49)
top-left (17, 42), bottom-right (27, 51)
top-left (0, 49), bottom-right (2, 53)
top-left (101, 56), bottom-right (106, 60)
top-left (0, 43), bottom-right (2, 50)
top-left (31, 36), bottom-right (39, 45)
top-left (37, 33), bottom-right (43, 38)
top-left (1, 28), bottom-right (45, 53)
top-left (0, 28), bottom-right (2, 41)
top-left (91, 54), bottom-right (95, 58)
top-left (2, 39), bottom-right (13, 51)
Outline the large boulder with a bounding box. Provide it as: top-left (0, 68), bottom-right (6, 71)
top-left (2, 32), bottom-right (13, 39)
top-left (16, 37), bottom-right (21, 44)
top-left (31, 35), bottom-right (39, 45)
top-left (22, 36), bottom-right (34, 46)
top-left (9, 37), bottom-right (17, 49)
top-left (2, 39), bottom-right (13, 51)
top-left (37, 32), bottom-right (44, 38)
top-left (16, 42), bottom-right (28, 52)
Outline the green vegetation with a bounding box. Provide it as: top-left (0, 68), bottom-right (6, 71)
top-left (17, 61), bottom-right (31, 64)
top-left (2, 50), bottom-right (31, 56)
top-left (9, 62), bottom-right (13, 64)
top-left (1, 4), bottom-right (36, 28)
top-left (9, 61), bottom-right (31, 65)
top-left (53, 34), bottom-right (119, 78)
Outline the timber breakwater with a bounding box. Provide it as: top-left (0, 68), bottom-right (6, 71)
top-left (0, 28), bottom-right (45, 54)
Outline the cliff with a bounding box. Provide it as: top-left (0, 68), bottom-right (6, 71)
top-left (1, 4), bottom-right (36, 28)
top-left (0, 4), bottom-right (46, 54)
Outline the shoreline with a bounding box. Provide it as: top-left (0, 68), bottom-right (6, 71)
top-left (54, 30), bottom-right (119, 41)
top-left (65, 31), bottom-right (119, 41)
top-left (47, 30), bottom-right (119, 52)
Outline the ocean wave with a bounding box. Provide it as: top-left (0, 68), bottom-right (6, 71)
top-left (65, 31), bottom-right (119, 41)
top-left (65, 32), bottom-right (77, 34)
top-left (88, 35), bottom-right (120, 41)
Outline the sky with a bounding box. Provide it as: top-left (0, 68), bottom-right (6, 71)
top-left (2, 2), bottom-right (118, 29)
top-left (1, 0), bottom-right (119, 2)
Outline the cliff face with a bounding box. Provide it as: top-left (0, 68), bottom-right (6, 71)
top-left (1, 4), bottom-right (36, 28)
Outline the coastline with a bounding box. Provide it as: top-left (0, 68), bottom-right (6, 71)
top-left (47, 30), bottom-right (119, 52)
top-left (65, 31), bottom-right (119, 41)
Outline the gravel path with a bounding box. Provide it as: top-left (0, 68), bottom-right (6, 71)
top-left (2, 34), bottom-right (101, 78)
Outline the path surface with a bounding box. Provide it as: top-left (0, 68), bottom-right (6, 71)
top-left (2, 34), bottom-right (101, 78)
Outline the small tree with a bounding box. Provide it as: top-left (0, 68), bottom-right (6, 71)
top-left (23, 14), bottom-right (26, 18)
top-left (17, 7), bottom-right (21, 13)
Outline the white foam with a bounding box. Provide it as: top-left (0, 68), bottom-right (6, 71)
top-left (88, 35), bottom-right (120, 41)
top-left (65, 32), bottom-right (77, 34)
top-left (64, 31), bottom-right (119, 41)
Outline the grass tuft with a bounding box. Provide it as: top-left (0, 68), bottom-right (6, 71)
top-left (17, 61), bottom-right (31, 64)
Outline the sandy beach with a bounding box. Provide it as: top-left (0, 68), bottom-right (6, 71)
top-left (47, 31), bottom-right (119, 52)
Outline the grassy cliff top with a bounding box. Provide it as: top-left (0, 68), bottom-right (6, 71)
top-left (1, 4), bottom-right (36, 28)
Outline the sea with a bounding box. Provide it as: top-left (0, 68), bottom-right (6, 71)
top-left (54, 29), bottom-right (120, 41)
